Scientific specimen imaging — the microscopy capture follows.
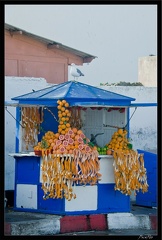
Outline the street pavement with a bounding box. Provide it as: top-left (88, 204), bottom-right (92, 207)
top-left (55, 229), bottom-right (158, 236)
top-left (4, 201), bottom-right (158, 236)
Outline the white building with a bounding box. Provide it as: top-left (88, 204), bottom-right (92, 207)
top-left (138, 55), bottom-right (157, 87)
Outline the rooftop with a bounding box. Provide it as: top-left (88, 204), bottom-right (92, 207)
top-left (5, 23), bottom-right (97, 64)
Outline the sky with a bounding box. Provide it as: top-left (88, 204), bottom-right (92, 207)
top-left (4, 4), bottom-right (157, 86)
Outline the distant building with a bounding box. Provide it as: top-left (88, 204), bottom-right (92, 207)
top-left (138, 56), bottom-right (157, 87)
top-left (5, 23), bottom-right (96, 84)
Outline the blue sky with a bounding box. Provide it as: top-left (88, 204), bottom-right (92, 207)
top-left (5, 4), bottom-right (157, 86)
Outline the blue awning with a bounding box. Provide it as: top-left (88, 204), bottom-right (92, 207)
top-left (129, 103), bottom-right (157, 107)
top-left (5, 81), bottom-right (156, 108)
top-left (10, 81), bottom-right (136, 107)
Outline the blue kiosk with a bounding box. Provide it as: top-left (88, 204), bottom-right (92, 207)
top-left (7, 81), bottom-right (157, 215)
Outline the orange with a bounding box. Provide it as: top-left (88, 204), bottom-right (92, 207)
top-left (65, 109), bottom-right (69, 114)
top-left (115, 144), bottom-right (119, 149)
top-left (66, 123), bottom-right (70, 128)
top-left (34, 146), bottom-right (39, 150)
top-left (57, 105), bottom-right (62, 110)
top-left (61, 117), bottom-right (66, 122)
top-left (74, 135), bottom-right (79, 140)
top-left (65, 117), bottom-right (69, 121)
top-left (106, 149), bottom-right (112, 155)
top-left (65, 127), bottom-right (70, 132)
top-left (65, 103), bottom-right (69, 107)
top-left (118, 128), bottom-right (123, 135)
top-left (59, 101), bottom-right (63, 106)
top-left (61, 130), bottom-right (66, 135)
top-left (74, 140), bottom-right (78, 145)
top-left (58, 128), bottom-right (62, 133)
top-left (70, 133), bottom-right (75, 139)
top-left (72, 128), bottom-right (78, 133)
top-left (61, 124), bottom-right (66, 129)
top-left (44, 135), bottom-right (50, 140)
top-left (66, 145), bottom-right (71, 150)
top-left (61, 107), bottom-right (65, 112)
top-left (55, 133), bottom-right (60, 138)
top-left (111, 144), bottom-right (115, 149)
top-left (77, 129), bottom-right (82, 135)
top-left (67, 112), bottom-right (71, 117)
top-left (48, 139), bottom-right (53, 144)
top-left (62, 100), bottom-right (67, 104)
top-left (58, 113), bottom-right (62, 118)
top-left (61, 112), bottom-right (66, 116)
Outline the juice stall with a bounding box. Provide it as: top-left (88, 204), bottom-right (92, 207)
top-left (7, 81), bottom-right (152, 215)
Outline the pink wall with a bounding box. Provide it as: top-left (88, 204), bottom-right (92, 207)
top-left (5, 30), bottom-right (84, 84)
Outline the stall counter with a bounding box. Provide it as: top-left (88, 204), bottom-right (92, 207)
top-left (9, 153), bottom-right (130, 215)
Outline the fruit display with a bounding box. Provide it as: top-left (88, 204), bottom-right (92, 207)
top-left (105, 128), bottom-right (148, 196)
top-left (96, 147), bottom-right (113, 155)
top-left (97, 146), bottom-right (108, 155)
top-left (96, 128), bottom-right (132, 156)
top-left (32, 101), bottom-right (148, 199)
top-left (113, 150), bottom-right (148, 196)
top-left (21, 107), bottom-right (43, 150)
top-left (105, 128), bottom-right (132, 152)
top-left (33, 99), bottom-right (101, 201)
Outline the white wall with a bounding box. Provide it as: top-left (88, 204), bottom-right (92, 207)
top-left (5, 77), bottom-right (47, 190)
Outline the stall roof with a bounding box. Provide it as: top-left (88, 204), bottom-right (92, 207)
top-left (10, 81), bottom-right (136, 107)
